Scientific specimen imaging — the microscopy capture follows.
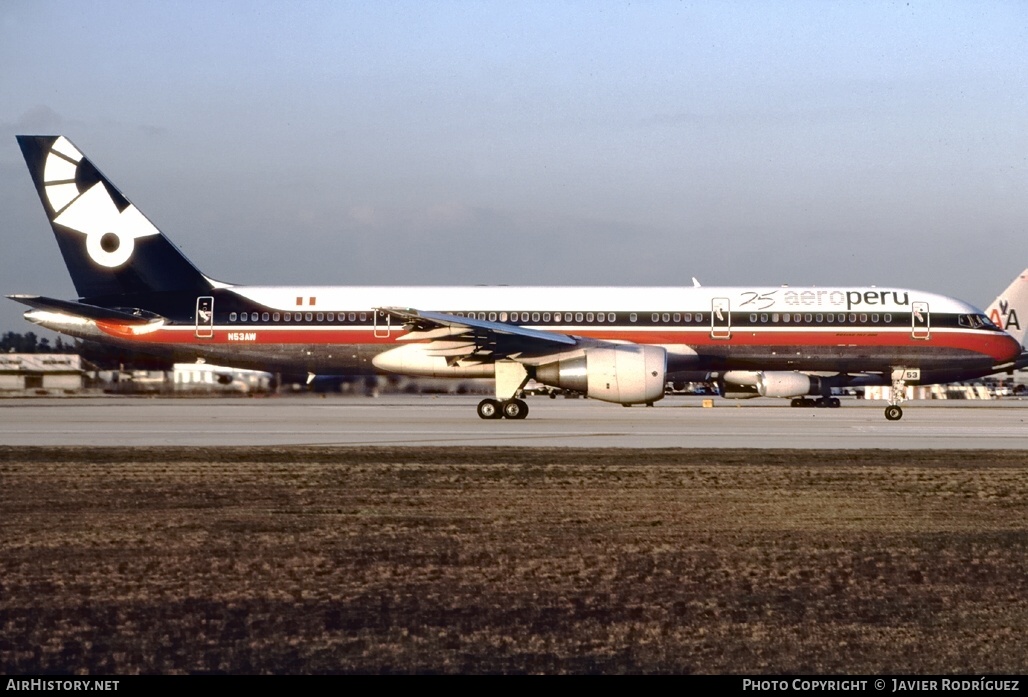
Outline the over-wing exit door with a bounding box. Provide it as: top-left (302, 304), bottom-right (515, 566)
top-left (374, 309), bottom-right (391, 338)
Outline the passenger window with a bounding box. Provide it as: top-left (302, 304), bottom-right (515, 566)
top-left (815, 314), bottom-right (823, 322)
top-left (608, 313), bottom-right (615, 322)
top-left (273, 312), bottom-right (280, 322)
top-left (750, 313), bottom-right (757, 323)
top-left (804, 314), bottom-right (812, 322)
top-left (316, 313), bottom-right (324, 322)
top-left (510, 312), bottom-right (518, 322)
top-left (860, 313), bottom-right (867, 323)
top-left (532, 312), bottom-right (540, 322)
top-left (652, 313), bottom-right (659, 322)
top-left (848, 313), bottom-right (857, 323)
top-left (543, 313), bottom-right (551, 322)
top-left (772, 313), bottom-right (779, 322)
top-left (871, 314), bottom-right (879, 323)
top-left (306, 312), bottom-right (313, 322)
top-left (586, 312), bottom-right (594, 322)
top-left (489, 312), bottom-right (497, 321)
top-left (630, 313), bottom-right (637, 322)
top-left (760, 313), bottom-right (768, 323)
top-left (284, 312), bottom-right (291, 322)
top-left (554, 313), bottom-right (562, 322)
top-left (794, 314), bottom-right (801, 323)
top-left (240, 313), bottom-right (247, 323)
top-left (575, 312), bottom-right (584, 322)
top-left (327, 313), bottom-right (334, 322)
top-left (826, 314), bottom-right (833, 323)
top-left (262, 312), bottom-right (270, 322)
top-left (359, 312), bottom-right (367, 322)
top-left (500, 312), bottom-right (508, 322)
top-left (229, 312), bottom-right (238, 322)
top-left (597, 313), bottom-right (605, 323)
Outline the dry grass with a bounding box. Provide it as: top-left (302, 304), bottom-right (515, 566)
top-left (1, 447), bottom-right (1027, 674)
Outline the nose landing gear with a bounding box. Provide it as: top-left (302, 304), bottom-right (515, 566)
top-left (884, 368), bottom-right (918, 421)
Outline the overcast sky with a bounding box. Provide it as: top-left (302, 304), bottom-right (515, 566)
top-left (2, 1), bottom-right (1026, 335)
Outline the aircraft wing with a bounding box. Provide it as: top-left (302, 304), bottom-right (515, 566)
top-left (378, 307), bottom-right (578, 364)
top-left (7, 295), bottom-right (164, 324)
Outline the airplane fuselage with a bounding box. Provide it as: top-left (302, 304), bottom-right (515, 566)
top-left (27, 284), bottom-right (1014, 386)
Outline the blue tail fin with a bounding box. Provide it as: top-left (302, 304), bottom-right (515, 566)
top-left (17, 135), bottom-right (213, 301)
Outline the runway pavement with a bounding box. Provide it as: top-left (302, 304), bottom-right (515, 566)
top-left (1, 394), bottom-right (1026, 448)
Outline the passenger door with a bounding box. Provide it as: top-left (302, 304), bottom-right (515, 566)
top-left (711, 298), bottom-right (731, 339)
top-left (911, 301), bottom-right (930, 340)
top-left (195, 296), bottom-right (214, 339)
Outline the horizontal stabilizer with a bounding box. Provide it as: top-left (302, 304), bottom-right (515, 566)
top-left (7, 294), bottom-right (163, 324)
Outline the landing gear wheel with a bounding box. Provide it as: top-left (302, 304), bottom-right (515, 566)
top-left (815, 398), bottom-right (828, 408)
top-left (884, 405), bottom-right (903, 421)
top-left (790, 398), bottom-right (804, 407)
top-left (828, 397), bottom-right (841, 408)
top-left (502, 399), bottom-right (529, 420)
top-left (477, 399), bottom-right (503, 420)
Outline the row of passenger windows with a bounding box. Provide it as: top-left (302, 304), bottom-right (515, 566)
top-left (748, 312), bottom-right (894, 324)
top-left (226, 311), bottom-right (701, 324)
top-left (458, 311), bottom-right (659, 324)
top-left (230, 311), bottom-right (369, 323)
top-left (225, 310), bottom-right (899, 325)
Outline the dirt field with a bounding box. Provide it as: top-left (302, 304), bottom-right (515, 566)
top-left (2, 447), bottom-right (1027, 674)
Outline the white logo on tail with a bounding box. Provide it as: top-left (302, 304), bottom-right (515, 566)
top-left (42, 137), bottom-right (159, 268)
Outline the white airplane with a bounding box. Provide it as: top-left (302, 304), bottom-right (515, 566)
top-left (9, 136), bottom-right (1022, 420)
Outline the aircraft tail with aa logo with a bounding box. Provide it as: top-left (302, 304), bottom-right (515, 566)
top-left (986, 268), bottom-right (1027, 349)
top-left (16, 135), bottom-right (214, 303)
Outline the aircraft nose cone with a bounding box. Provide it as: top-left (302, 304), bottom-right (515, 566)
top-left (999, 332), bottom-right (1023, 362)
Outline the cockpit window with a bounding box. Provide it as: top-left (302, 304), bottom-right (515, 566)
top-left (958, 314), bottom-right (994, 329)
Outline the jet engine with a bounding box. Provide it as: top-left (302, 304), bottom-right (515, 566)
top-left (720, 370), bottom-right (825, 399)
top-left (535, 345), bottom-right (666, 405)
top-left (756, 371), bottom-right (824, 398)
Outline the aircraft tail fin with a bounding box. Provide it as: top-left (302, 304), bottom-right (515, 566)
top-left (16, 135), bottom-right (214, 301)
top-left (986, 268), bottom-right (1028, 347)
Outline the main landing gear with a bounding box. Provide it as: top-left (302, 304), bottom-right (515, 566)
top-left (477, 398), bottom-right (529, 420)
top-left (478, 361), bottom-right (533, 419)
top-left (790, 397), bottom-right (841, 408)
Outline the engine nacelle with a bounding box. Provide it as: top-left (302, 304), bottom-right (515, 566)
top-left (535, 345), bottom-right (666, 405)
top-left (719, 383), bottom-right (760, 399)
top-left (756, 371), bottom-right (823, 398)
top-left (372, 343), bottom-right (495, 378)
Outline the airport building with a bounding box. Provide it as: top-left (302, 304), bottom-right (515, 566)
top-left (0, 353), bottom-right (83, 392)
top-left (172, 363), bottom-right (273, 394)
